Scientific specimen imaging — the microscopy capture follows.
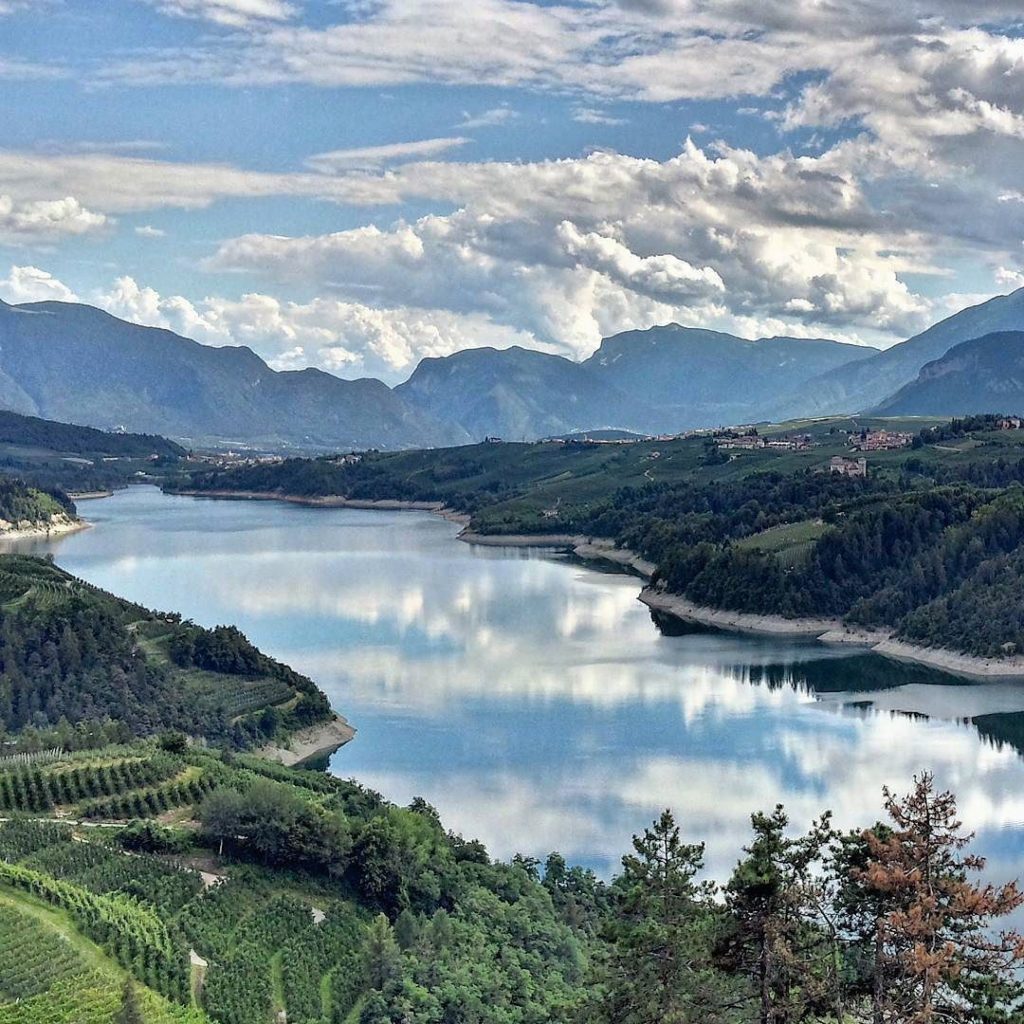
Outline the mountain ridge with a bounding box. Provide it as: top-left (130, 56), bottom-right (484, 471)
top-left (1, 288), bottom-right (1023, 449)
top-left (872, 330), bottom-right (1024, 416)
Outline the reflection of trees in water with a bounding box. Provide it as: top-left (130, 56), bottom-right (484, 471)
top-left (973, 712), bottom-right (1024, 759)
top-left (747, 650), bottom-right (1024, 763)
top-left (748, 654), bottom-right (969, 695)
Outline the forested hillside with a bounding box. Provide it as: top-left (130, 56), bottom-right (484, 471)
top-left (0, 479), bottom-right (74, 531)
top-left (0, 555), bottom-right (333, 751)
top-left (0, 757), bottom-right (1021, 1023)
top-left (175, 415), bottom-right (1024, 660)
top-left (0, 409), bottom-right (187, 494)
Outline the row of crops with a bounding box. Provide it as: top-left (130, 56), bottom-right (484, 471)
top-left (0, 902), bottom-right (90, 1001)
top-left (0, 904), bottom-right (207, 1024)
top-left (0, 753), bottom-right (182, 813)
top-left (80, 773), bottom-right (218, 821)
top-left (0, 816), bottom-right (369, 1024)
top-left (0, 859), bottom-right (193, 1003)
top-left (182, 886), bottom-right (366, 1024)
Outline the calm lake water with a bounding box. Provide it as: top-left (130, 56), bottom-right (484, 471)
top-left (12, 486), bottom-right (1024, 881)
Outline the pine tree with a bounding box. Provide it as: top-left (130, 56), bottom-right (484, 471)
top-left (590, 809), bottom-right (739, 1024)
top-left (722, 805), bottom-right (837, 1024)
top-left (855, 772), bottom-right (1024, 1023)
top-left (363, 913), bottom-right (402, 991)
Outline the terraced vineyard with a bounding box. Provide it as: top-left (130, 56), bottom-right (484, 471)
top-left (0, 745), bottom-right (376, 1024)
top-left (0, 887), bottom-right (207, 1024)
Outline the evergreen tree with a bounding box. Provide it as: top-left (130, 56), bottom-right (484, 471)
top-left (363, 913), bottom-right (402, 991)
top-left (590, 810), bottom-right (739, 1024)
top-left (722, 806), bottom-right (836, 1024)
top-left (855, 773), bottom-right (1024, 1023)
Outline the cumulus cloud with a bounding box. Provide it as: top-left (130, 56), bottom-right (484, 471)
top-left (0, 265), bottom-right (78, 303)
top-left (134, 224), bottom-right (166, 238)
top-left (206, 139), bottom-right (937, 353)
top-left (0, 195), bottom-right (109, 242)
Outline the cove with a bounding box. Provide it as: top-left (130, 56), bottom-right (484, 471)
top-left (10, 485), bottom-right (1024, 882)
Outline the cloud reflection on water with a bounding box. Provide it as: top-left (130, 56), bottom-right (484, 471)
top-left (19, 487), bottom-right (1024, 883)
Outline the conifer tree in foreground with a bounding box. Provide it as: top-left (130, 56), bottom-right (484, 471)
top-left (845, 772), bottom-right (1024, 1023)
top-left (590, 809), bottom-right (742, 1024)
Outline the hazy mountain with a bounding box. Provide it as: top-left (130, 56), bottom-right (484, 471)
top-left (872, 331), bottom-right (1024, 416)
top-left (2, 291), bottom-right (1021, 452)
top-left (770, 287), bottom-right (1024, 419)
top-left (0, 299), bottom-right (460, 450)
top-left (396, 346), bottom-right (635, 441)
top-left (582, 325), bottom-right (878, 431)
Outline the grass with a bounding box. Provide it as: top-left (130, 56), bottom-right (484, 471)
top-left (734, 519), bottom-right (829, 567)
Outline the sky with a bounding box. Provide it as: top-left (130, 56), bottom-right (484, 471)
top-left (1, 1), bottom-right (1023, 383)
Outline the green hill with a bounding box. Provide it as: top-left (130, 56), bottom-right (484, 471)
top-left (0, 554), bottom-right (333, 752)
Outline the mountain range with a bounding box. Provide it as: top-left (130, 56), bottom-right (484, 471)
top-left (873, 331), bottom-right (1024, 417)
top-left (0, 299), bottom-right (458, 450)
top-left (1, 288), bottom-right (1023, 449)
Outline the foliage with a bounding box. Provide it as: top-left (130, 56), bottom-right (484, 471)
top-left (0, 553), bottom-right (332, 749)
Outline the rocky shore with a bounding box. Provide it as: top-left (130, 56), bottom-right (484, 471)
top-left (0, 513), bottom-right (89, 542)
top-left (257, 714), bottom-right (356, 767)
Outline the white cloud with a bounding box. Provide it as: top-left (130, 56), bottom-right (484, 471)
top-left (0, 195), bottom-right (109, 242)
top-left (0, 265), bottom-right (78, 303)
top-left (572, 107), bottom-right (628, 126)
top-left (456, 106), bottom-right (519, 129)
top-left (146, 0), bottom-right (297, 27)
top-left (996, 266), bottom-right (1024, 289)
top-left (134, 224), bottom-right (166, 238)
top-left (82, 272), bottom-right (538, 381)
top-left (1, 3), bottom-right (1021, 363)
top-left (305, 136), bottom-right (470, 173)
top-left (206, 139), bottom-right (937, 354)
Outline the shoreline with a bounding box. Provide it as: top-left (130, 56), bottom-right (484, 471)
top-left (639, 587), bottom-right (843, 636)
top-left (167, 488), bottom-right (447, 513)
top-left (256, 714), bottom-right (356, 767)
top-left (164, 487), bottom-right (1024, 682)
top-left (0, 514), bottom-right (90, 543)
top-left (459, 530), bottom-right (587, 548)
top-left (573, 540), bottom-right (657, 580)
top-left (67, 489), bottom-right (114, 501)
top-left (640, 585), bottom-right (1024, 680)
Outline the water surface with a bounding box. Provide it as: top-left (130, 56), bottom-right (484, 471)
top-left (14, 486), bottom-right (1024, 881)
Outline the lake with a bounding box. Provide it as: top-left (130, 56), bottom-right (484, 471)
top-left (12, 485), bottom-right (1024, 881)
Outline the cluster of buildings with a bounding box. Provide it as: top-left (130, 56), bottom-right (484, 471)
top-left (849, 429), bottom-right (914, 451)
top-left (716, 431), bottom-right (815, 452)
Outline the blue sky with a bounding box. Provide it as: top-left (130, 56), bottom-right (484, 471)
top-left (1, 0), bottom-right (1023, 381)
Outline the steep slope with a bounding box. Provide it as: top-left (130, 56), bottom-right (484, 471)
top-left (872, 331), bottom-right (1024, 416)
top-left (395, 345), bottom-right (637, 440)
top-left (0, 300), bottom-right (459, 450)
top-left (772, 287), bottom-right (1024, 418)
top-left (583, 325), bottom-right (878, 430)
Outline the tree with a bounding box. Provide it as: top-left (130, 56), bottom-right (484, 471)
top-left (198, 787), bottom-right (245, 856)
top-left (854, 773), bottom-right (1024, 1023)
top-left (590, 810), bottom-right (737, 1024)
top-left (114, 978), bottom-right (145, 1024)
top-left (363, 913), bottom-right (402, 991)
top-left (722, 806), bottom-right (836, 1024)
